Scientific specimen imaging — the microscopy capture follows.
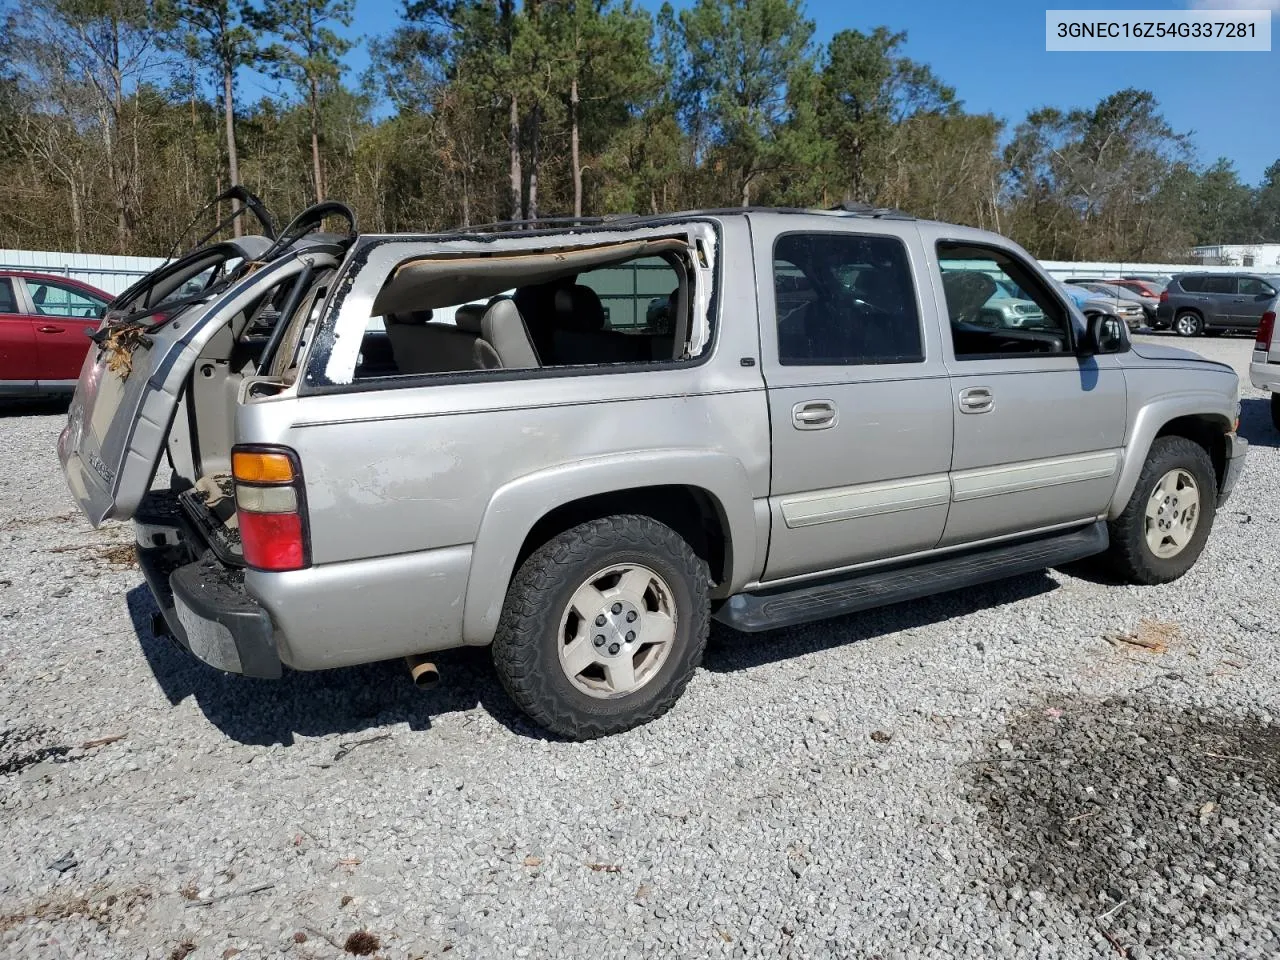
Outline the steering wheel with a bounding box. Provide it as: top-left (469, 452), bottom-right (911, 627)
top-left (258, 201), bottom-right (358, 263)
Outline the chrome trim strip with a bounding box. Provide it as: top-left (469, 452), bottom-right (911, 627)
top-left (745, 517), bottom-right (1099, 591)
top-left (951, 450), bottom-right (1120, 502)
top-left (779, 474), bottom-right (951, 529)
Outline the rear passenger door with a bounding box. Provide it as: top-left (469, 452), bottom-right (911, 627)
top-left (930, 236), bottom-right (1126, 546)
top-left (0, 277), bottom-right (37, 388)
top-left (1197, 274), bottom-right (1238, 326)
top-left (756, 220), bottom-right (953, 582)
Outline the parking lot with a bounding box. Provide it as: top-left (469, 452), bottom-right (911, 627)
top-left (1, 333), bottom-right (1277, 959)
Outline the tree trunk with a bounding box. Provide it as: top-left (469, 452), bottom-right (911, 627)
top-left (527, 103), bottom-right (540, 221)
top-left (223, 60), bottom-right (242, 236)
top-left (461, 169), bottom-right (471, 227)
top-left (508, 95), bottom-right (522, 221)
top-left (309, 77), bottom-right (324, 202)
top-left (740, 172), bottom-right (751, 208)
top-left (110, 23), bottom-right (128, 253)
top-left (571, 75), bottom-right (582, 219)
top-left (68, 181), bottom-right (84, 253)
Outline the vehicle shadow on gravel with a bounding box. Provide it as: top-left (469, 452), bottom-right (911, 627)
top-left (126, 586), bottom-right (536, 745)
top-left (1238, 397), bottom-right (1278, 449)
top-left (965, 695), bottom-right (1280, 955)
top-left (0, 397), bottom-right (71, 417)
top-left (703, 572), bottom-right (1057, 672)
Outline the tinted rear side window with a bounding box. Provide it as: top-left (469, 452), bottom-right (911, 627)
top-left (773, 233), bottom-right (923, 365)
top-left (1178, 276), bottom-right (1205, 293)
top-left (1201, 275), bottom-right (1237, 294)
top-left (0, 278), bottom-right (15, 313)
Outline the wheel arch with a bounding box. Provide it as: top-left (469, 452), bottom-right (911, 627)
top-left (1109, 396), bottom-right (1234, 519)
top-left (461, 451), bottom-right (757, 645)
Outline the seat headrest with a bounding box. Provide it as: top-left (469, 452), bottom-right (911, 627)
top-left (941, 271), bottom-right (996, 322)
top-left (554, 284), bottom-right (607, 332)
top-left (455, 303), bottom-right (486, 334)
top-left (386, 308), bottom-right (433, 325)
top-left (481, 298), bottom-right (540, 369)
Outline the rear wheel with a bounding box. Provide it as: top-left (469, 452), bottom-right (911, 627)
top-left (1106, 436), bottom-right (1216, 584)
top-left (1173, 311), bottom-right (1203, 337)
top-left (492, 515), bottom-right (710, 739)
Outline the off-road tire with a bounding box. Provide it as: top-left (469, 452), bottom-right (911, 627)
top-left (1107, 436), bottom-right (1216, 585)
top-left (492, 515), bottom-right (711, 739)
top-left (1271, 392), bottom-right (1280, 431)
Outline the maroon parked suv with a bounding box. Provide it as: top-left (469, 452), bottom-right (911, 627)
top-left (0, 271), bottom-right (111, 397)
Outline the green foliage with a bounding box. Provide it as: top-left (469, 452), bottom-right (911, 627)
top-left (671, 0), bottom-right (814, 205)
top-left (0, 0), bottom-right (1277, 258)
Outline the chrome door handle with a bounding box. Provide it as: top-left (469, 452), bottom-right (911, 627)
top-left (37, 325), bottom-right (65, 334)
top-left (958, 386), bottom-right (994, 414)
top-left (792, 399), bottom-right (837, 430)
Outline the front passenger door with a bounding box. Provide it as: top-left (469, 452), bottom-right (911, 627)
top-left (1237, 277), bottom-right (1277, 327)
top-left (931, 237), bottom-right (1126, 547)
top-left (22, 277), bottom-right (105, 385)
top-left (757, 223), bottom-right (953, 582)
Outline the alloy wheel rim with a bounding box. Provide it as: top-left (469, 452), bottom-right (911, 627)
top-left (1144, 468), bottom-right (1200, 559)
top-left (556, 563), bottom-right (677, 699)
top-left (1176, 315), bottom-right (1197, 335)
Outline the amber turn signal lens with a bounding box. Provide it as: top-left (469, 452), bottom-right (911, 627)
top-left (232, 450), bottom-right (295, 483)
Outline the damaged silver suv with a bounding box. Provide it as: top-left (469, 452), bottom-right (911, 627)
top-left (60, 199), bottom-right (1247, 739)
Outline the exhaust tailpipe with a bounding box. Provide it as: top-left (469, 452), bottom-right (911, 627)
top-left (405, 654), bottom-right (440, 689)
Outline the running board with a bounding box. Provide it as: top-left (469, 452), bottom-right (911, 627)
top-left (715, 521), bottom-right (1108, 633)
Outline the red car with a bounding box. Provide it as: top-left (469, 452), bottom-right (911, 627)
top-left (0, 271), bottom-right (111, 397)
top-left (1114, 278), bottom-right (1165, 298)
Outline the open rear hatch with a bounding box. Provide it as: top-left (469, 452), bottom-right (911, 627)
top-left (59, 246), bottom-right (332, 526)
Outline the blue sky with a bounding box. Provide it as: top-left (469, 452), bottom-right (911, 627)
top-left (293, 0), bottom-right (1278, 184)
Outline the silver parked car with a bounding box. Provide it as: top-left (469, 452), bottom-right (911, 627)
top-left (1248, 294), bottom-right (1280, 428)
top-left (60, 204), bottom-right (1248, 738)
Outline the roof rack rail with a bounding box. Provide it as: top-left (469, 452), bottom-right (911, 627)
top-left (828, 202), bottom-right (913, 219)
top-left (445, 214), bottom-right (642, 235)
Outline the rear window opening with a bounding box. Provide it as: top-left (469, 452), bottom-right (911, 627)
top-left (354, 238), bottom-right (703, 380)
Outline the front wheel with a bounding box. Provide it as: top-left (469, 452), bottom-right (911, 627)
top-left (1106, 436), bottom-right (1216, 584)
top-left (492, 515), bottom-right (710, 739)
top-left (1173, 311), bottom-right (1203, 337)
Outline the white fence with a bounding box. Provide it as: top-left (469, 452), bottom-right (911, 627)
top-left (1039, 260), bottom-right (1254, 280)
top-left (0, 249), bottom-right (166, 296)
top-left (0, 248), bottom-right (1263, 300)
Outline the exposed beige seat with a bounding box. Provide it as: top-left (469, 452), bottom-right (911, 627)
top-left (481, 298), bottom-right (541, 369)
top-left (385, 310), bottom-right (501, 374)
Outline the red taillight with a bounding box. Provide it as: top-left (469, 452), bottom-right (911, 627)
top-left (239, 510), bottom-right (307, 571)
top-left (1159, 290), bottom-right (1169, 303)
top-left (1257, 311), bottom-right (1276, 351)
top-left (231, 444), bottom-right (309, 571)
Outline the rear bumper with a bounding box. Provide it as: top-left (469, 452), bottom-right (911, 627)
top-left (1250, 357), bottom-right (1280, 393)
top-left (1219, 432), bottom-right (1248, 507)
top-left (135, 491), bottom-right (282, 678)
top-left (139, 546), bottom-right (281, 678)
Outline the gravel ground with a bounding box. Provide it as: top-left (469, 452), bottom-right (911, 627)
top-left (1, 333), bottom-right (1278, 960)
